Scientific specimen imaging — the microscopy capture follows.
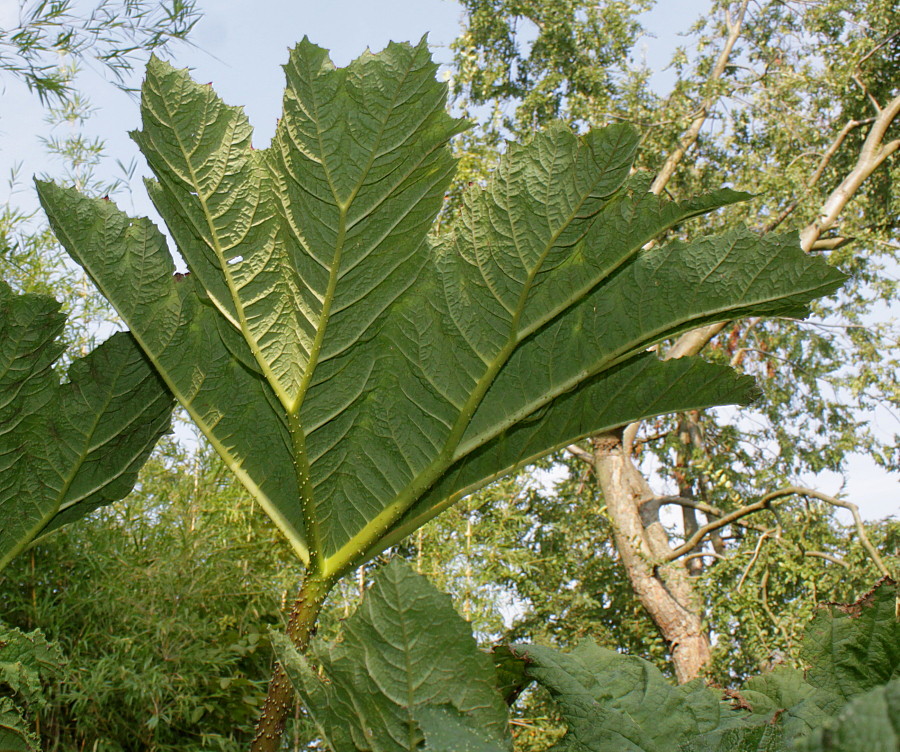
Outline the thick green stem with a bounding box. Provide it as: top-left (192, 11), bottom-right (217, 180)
top-left (250, 573), bottom-right (332, 752)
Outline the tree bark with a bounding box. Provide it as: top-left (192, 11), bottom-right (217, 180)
top-left (591, 433), bottom-right (711, 683)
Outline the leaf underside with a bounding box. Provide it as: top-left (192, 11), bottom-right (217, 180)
top-left (0, 281), bottom-right (174, 572)
top-left (36, 37), bottom-right (846, 576)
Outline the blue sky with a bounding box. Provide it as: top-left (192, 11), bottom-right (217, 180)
top-left (0, 0), bottom-right (895, 520)
top-left (0, 0), bottom-right (698, 210)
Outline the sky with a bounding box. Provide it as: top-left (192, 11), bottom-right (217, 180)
top-left (0, 0), bottom-right (896, 522)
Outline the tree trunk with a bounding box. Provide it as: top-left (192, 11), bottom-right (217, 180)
top-left (591, 432), bottom-right (711, 683)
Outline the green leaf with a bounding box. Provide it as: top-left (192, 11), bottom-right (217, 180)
top-left (274, 560), bottom-right (511, 752)
top-left (795, 679), bottom-right (900, 752)
top-left (509, 641), bottom-right (748, 752)
top-left (0, 624), bottom-right (64, 707)
top-left (0, 624), bottom-right (65, 752)
top-left (0, 697), bottom-right (38, 752)
top-left (739, 668), bottom-right (841, 741)
top-left (490, 646), bottom-right (531, 706)
top-left (36, 39), bottom-right (846, 577)
top-left (679, 723), bottom-right (786, 752)
top-left (801, 577), bottom-right (900, 701)
top-left (501, 581), bottom-right (899, 752)
top-left (0, 281), bottom-right (174, 571)
top-left (414, 706), bottom-right (510, 752)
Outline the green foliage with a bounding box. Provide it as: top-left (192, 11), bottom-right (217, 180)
top-left (0, 624), bottom-right (64, 705)
top-left (0, 697), bottom-right (38, 752)
top-left (0, 624), bottom-right (64, 752)
top-left (36, 40), bottom-right (844, 587)
top-left (275, 560), bottom-right (511, 752)
top-left (800, 579), bottom-right (900, 700)
top-left (0, 0), bottom-right (200, 102)
top-left (795, 680), bottom-right (900, 752)
top-left (282, 565), bottom-right (899, 752)
top-left (507, 642), bottom-right (749, 751)
top-left (511, 578), bottom-right (900, 752)
top-left (451, 0), bottom-right (900, 481)
top-left (452, 0), bottom-right (654, 127)
top-left (0, 280), bottom-right (173, 571)
top-left (0, 437), bottom-right (322, 751)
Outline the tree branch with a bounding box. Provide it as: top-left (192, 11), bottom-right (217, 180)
top-left (800, 93), bottom-right (900, 252)
top-left (650, 0), bottom-right (750, 196)
top-left (762, 117), bottom-right (875, 233)
top-left (737, 530), bottom-right (774, 591)
top-left (803, 551), bottom-right (850, 568)
top-left (642, 495), bottom-right (770, 534)
top-left (662, 486), bottom-right (890, 576)
top-left (567, 444), bottom-right (594, 464)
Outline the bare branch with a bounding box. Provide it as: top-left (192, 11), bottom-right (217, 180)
top-left (851, 73), bottom-right (883, 114)
top-left (856, 30), bottom-right (900, 68)
top-left (762, 117), bottom-right (875, 233)
top-left (643, 495), bottom-right (771, 534)
top-left (649, 0), bottom-right (750, 196)
top-left (567, 444), bottom-right (594, 464)
top-left (665, 322), bottom-right (728, 360)
top-left (681, 551), bottom-right (728, 564)
top-left (663, 486), bottom-right (891, 576)
top-left (800, 93), bottom-right (900, 252)
top-left (810, 236), bottom-right (852, 251)
top-left (803, 551), bottom-right (850, 568)
top-left (633, 428), bottom-right (675, 447)
top-left (737, 530), bottom-right (774, 591)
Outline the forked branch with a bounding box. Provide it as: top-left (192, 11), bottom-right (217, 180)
top-left (663, 485), bottom-right (890, 577)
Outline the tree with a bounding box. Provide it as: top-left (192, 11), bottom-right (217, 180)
top-left (448, 0), bottom-right (899, 682)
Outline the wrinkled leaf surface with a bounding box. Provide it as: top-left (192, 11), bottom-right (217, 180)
top-left (0, 282), bottom-right (173, 570)
top-left (36, 39), bottom-right (846, 576)
top-left (274, 560), bottom-right (511, 752)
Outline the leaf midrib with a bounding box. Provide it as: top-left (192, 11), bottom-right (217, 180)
top-left (452, 241), bottom-right (805, 460)
top-left (37, 189), bottom-right (312, 567)
top-left (289, 49), bottom-right (424, 571)
top-left (0, 358), bottom-right (122, 570)
top-left (322, 158), bottom-right (616, 576)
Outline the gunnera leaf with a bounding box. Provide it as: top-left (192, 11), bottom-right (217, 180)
top-left (0, 697), bottom-right (38, 752)
top-left (273, 560), bottom-right (511, 752)
top-left (0, 624), bottom-right (64, 706)
top-left (508, 641), bottom-right (747, 752)
top-left (795, 678), bottom-right (900, 752)
top-left (503, 581), bottom-right (899, 752)
top-left (800, 577), bottom-right (899, 701)
top-left (0, 624), bottom-right (66, 752)
top-left (36, 38), bottom-right (846, 579)
top-left (0, 281), bottom-right (174, 571)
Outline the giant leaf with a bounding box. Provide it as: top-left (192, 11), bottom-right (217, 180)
top-left (0, 281), bottom-right (173, 571)
top-left (508, 641), bottom-right (748, 751)
top-left (36, 38), bottom-right (846, 579)
top-left (274, 560), bottom-right (511, 752)
top-left (795, 679), bottom-right (900, 752)
top-left (514, 580), bottom-right (899, 752)
top-left (800, 576), bottom-right (900, 700)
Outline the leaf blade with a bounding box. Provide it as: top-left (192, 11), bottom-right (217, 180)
top-left (0, 281), bottom-right (173, 571)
